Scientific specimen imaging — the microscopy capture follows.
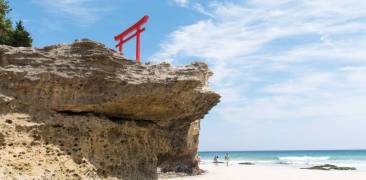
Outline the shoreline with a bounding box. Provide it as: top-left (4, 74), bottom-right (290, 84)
top-left (159, 163), bottom-right (366, 180)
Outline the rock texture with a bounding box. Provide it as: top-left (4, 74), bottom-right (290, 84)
top-left (301, 164), bottom-right (357, 171)
top-left (0, 40), bottom-right (220, 179)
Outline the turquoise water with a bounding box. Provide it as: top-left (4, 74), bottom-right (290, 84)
top-left (199, 150), bottom-right (366, 170)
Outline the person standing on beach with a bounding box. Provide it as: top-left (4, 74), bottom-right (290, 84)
top-left (213, 155), bottom-right (219, 163)
top-left (224, 153), bottom-right (230, 166)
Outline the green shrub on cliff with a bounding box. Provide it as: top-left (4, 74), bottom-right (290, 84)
top-left (0, 0), bottom-right (13, 45)
top-left (0, 0), bottom-right (32, 47)
top-left (11, 20), bottom-right (32, 47)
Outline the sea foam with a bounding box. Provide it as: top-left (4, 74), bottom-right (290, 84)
top-left (278, 156), bottom-right (331, 164)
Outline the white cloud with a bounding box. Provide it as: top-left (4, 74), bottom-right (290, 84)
top-left (171, 0), bottom-right (214, 17)
top-left (32, 0), bottom-right (112, 24)
top-left (152, 0), bottom-right (366, 128)
top-left (192, 3), bottom-right (214, 17)
top-left (173, 0), bottom-right (188, 7)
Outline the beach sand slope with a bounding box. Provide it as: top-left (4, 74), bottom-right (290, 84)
top-left (162, 164), bottom-right (366, 180)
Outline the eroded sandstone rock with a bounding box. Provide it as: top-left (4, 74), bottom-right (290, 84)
top-left (0, 40), bottom-right (220, 179)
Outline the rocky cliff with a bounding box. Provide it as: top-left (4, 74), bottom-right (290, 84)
top-left (0, 40), bottom-right (220, 179)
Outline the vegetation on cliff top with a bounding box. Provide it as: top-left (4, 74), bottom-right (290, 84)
top-left (0, 0), bottom-right (32, 47)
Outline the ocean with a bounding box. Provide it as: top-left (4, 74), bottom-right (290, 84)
top-left (199, 150), bottom-right (366, 170)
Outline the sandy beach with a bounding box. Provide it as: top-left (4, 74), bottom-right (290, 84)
top-left (161, 163), bottom-right (366, 180)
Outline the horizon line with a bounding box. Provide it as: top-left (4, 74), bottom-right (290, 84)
top-left (199, 149), bottom-right (366, 152)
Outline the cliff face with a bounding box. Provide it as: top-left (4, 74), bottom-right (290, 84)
top-left (0, 40), bottom-right (220, 179)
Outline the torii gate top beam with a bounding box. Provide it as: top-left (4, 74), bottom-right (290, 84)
top-left (114, 16), bottom-right (149, 41)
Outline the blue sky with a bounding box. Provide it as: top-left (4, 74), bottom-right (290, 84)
top-left (9, 0), bottom-right (366, 151)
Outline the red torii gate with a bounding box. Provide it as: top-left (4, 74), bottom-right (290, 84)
top-left (114, 15), bottom-right (149, 63)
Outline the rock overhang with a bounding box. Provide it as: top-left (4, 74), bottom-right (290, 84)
top-left (0, 39), bottom-right (220, 179)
